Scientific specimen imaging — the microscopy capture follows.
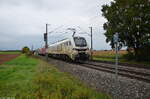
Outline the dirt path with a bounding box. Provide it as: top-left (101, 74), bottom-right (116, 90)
top-left (0, 54), bottom-right (20, 65)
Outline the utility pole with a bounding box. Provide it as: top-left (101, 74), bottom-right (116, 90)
top-left (45, 24), bottom-right (49, 61)
top-left (89, 27), bottom-right (93, 60)
top-left (113, 33), bottom-right (119, 99)
top-left (31, 45), bottom-right (34, 54)
top-left (46, 24), bottom-right (48, 48)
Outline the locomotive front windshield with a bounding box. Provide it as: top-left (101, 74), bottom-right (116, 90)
top-left (74, 37), bottom-right (87, 47)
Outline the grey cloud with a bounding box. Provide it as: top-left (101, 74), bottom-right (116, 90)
top-left (0, 0), bottom-right (112, 50)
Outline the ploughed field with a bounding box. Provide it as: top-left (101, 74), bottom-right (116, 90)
top-left (0, 54), bottom-right (20, 65)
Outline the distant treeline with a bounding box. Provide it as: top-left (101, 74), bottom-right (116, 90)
top-left (0, 50), bottom-right (21, 52)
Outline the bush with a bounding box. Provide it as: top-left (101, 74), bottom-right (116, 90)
top-left (123, 52), bottom-right (135, 61)
top-left (124, 43), bottom-right (150, 61)
top-left (22, 46), bottom-right (30, 54)
top-left (138, 43), bottom-right (150, 61)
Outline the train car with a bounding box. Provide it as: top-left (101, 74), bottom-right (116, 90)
top-left (47, 36), bottom-right (90, 61)
top-left (38, 47), bottom-right (46, 56)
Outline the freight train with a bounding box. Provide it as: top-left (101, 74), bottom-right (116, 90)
top-left (37, 36), bottom-right (90, 61)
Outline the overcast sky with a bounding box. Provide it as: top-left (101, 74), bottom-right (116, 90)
top-left (0, 0), bottom-right (112, 50)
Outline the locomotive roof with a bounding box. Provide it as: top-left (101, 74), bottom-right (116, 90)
top-left (49, 38), bottom-right (70, 47)
top-left (48, 36), bottom-right (85, 47)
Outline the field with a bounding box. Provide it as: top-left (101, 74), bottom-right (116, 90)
top-left (0, 51), bottom-right (21, 54)
top-left (0, 54), bottom-right (20, 65)
top-left (0, 54), bottom-right (110, 99)
top-left (93, 50), bottom-right (127, 61)
top-left (93, 50), bottom-right (150, 66)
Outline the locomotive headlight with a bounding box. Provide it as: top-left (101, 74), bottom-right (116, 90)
top-left (86, 48), bottom-right (90, 54)
top-left (72, 48), bottom-right (77, 50)
top-left (72, 48), bottom-right (78, 54)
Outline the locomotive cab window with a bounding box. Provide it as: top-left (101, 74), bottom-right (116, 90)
top-left (74, 37), bottom-right (87, 47)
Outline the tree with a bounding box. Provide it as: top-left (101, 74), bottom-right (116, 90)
top-left (22, 46), bottom-right (30, 54)
top-left (102, 0), bottom-right (150, 60)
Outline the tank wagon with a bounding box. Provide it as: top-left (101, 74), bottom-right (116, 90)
top-left (47, 36), bottom-right (90, 61)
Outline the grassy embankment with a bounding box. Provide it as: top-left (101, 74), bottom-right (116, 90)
top-left (93, 50), bottom-right (150, 66)
top-left (0, 54), bottom-right (111, 99)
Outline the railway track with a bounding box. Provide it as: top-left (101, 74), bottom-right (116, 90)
top-left (92, 60), bottom-right (150, 69)
top-left (78, 61), bottom-right (150, 83)
top-left (37, 55), bottom-right (150, 83)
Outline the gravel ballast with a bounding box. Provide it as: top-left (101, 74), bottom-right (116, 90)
top-left (47, 58), bottom-right (150, 99)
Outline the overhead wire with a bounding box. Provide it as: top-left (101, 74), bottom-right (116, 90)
top-left (48, 25), bottom-right (64, 34)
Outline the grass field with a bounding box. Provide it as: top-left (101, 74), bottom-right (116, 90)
top-left (93, 50), bottom-right (126, 62)
top-left (93, 50), bottom-right (150, 66)
top-left (0, 51), bottom-right (21, 54)
top-left (0, 54), bottom-right (111, 99)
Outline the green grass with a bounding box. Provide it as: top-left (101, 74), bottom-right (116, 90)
top-left (4, 54), bottom-right (37, 66)
top-left (93, 55), bottom-right (150, 66)
top-left (33, 61), bottom-right (111, 99)
top-left (0, 55), bottom-right (111, 99)
top-left (0, 55), bottom-right (38, 98)
top-left (0, 51), bottom-right (21, 54)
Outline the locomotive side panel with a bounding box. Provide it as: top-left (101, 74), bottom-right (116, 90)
top-left (47, 37), bottom-right (90, 61)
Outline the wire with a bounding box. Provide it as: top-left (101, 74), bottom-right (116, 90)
top-left (77, 26), bottom-right (90, 35)
top-left (48, 25), bottom-right (64, 34)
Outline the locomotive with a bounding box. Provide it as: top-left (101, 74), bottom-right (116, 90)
top-left (38, 36), bottom-right (90, 61)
